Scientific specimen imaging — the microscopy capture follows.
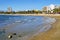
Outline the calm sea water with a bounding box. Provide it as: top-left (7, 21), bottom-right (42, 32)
top-left (0, 15), bottom-right (56, 40)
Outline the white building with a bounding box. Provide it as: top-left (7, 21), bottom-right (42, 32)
top-left (7, 7), bottom-right (12, 12)
top-left (43, 4), bottom-right (56, 13)
top-left (43, 4), bottom-right (60, 13)
top-left (48, 4), bottom-right (55, 10)
top-left (47, 4), bottom-right (55, 13)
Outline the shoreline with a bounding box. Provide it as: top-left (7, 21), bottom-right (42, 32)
top-left (28, 16), bottom-right (60, 40)
top-left (0, 14), bottom-right (56, 39)
top-left (0, 14), bottom-right (60, 16)
top-left (0, 14), bottom-right (60, 40)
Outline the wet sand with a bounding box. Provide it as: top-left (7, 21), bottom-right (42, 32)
top-left (28, 16), bottom-right (60, 40)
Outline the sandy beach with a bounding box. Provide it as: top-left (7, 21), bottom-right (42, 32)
top-left (28, 16), bottom-right (60, 40)
top-left (0, 14), bottom-right (60, 16)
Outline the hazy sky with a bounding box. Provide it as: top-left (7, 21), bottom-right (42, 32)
top-left (0, 0), bottom-right (60, 11)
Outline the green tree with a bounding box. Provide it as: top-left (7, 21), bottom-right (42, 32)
top-left (53, 8), bottom-right (60, 13)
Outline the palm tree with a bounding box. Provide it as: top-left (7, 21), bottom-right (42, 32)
top-left (53, 8), bottom-right (60, 14)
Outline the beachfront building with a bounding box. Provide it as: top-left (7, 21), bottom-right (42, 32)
top-left (42, 6), bottom-right (48, 14)
top-left (5, 7), bottom-right (16, 14)
top-left (7, 7), bottom-right (12, 12)
top-left (42, 4), bottom-right (56, 14)
top-left (48, 4), bottom-right (55, 13)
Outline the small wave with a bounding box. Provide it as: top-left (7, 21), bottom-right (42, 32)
top-left (45, 17), bottom-right (56, 24)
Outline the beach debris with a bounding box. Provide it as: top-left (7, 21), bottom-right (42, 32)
top-left (8, 35), bottom-right (12, 39)
top-left (18, 35), bottom-right (22, 37)
top-left (12, 33), bottom-right (16, 35)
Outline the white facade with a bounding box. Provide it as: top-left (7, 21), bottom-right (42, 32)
top-left (48, 4), bottom-right (55, 10)
top-left (7, 7), bottom-right (12, 12)
top-left (43, 4), bottom-right (60, 13)
top-left (46, 4), bottom-right (55, 13)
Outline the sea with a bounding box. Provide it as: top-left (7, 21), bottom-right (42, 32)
top-left (0, 15), bottom-right (56, 40)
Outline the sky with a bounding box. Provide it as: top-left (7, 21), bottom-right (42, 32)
top-left (0, 0), bottom-right (60, 11)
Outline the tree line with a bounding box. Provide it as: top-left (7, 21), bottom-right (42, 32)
top-left (0, 8), bottom-right (60, 14)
